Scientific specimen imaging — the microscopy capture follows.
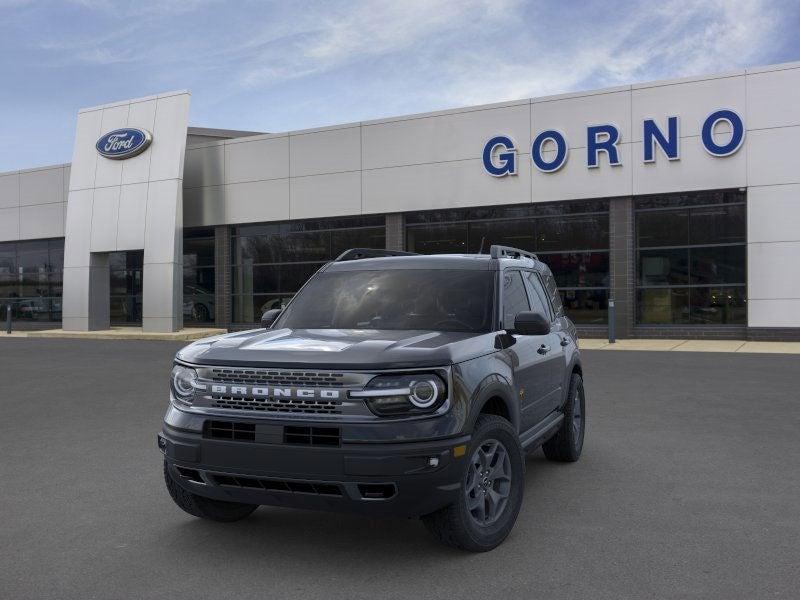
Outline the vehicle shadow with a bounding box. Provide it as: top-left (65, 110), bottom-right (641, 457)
top-left (151, 449), bottom-right (564, 564)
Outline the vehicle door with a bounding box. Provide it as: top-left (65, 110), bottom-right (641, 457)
top-left (500, 270), bottom-right (552, 432)
top-left (523, 270), bottom-right (568, 414)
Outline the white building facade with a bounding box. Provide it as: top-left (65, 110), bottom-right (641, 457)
top-left (1, 61), bottom-right (799, 339)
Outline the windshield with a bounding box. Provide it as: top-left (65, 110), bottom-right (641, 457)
top-left (275, 269), bottom-right (495, 332)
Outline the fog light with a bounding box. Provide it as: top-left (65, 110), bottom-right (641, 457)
top-left (428, 457), bottom-right (439, 468)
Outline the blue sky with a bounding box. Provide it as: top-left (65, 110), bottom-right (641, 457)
top-left (1, 0), bottom-right (798, 171)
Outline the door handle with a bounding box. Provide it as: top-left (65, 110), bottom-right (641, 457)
top-left (537, 344), bottom-right (550, 355)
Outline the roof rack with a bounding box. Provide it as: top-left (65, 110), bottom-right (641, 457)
top-left (489, 245), bottom-right (538, 261)
top-left (334, 248), bottom-right (418, 262)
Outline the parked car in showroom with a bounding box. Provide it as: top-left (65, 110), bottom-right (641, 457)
top-left (159, 246), bottom-right (585, 551)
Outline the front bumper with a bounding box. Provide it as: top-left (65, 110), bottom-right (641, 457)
top-left (159, 420), bottom-right (470, 518)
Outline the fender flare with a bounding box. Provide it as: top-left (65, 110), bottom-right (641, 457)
top-left (466, 373), bottom-right (520, 433)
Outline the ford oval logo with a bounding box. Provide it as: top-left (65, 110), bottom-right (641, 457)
top-left (95, 128), bottom-right (152, 160)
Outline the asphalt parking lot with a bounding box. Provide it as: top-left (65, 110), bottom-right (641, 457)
top-left (1, 338), bottom-right (798, 600)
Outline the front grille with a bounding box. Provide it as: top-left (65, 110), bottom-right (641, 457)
top-left (204, 420), bottom-right (256, 441)
top-left (283, 426), bottom-right (341, 447)
top-left (211, 395), bottom-right (342, 414)
top-left (209, 368), bottom-right (346, 387)
top-left (212, 474), bottom-right (343, 497)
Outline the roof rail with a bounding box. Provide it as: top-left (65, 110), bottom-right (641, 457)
top-left (334, 248), bottom-right (418, 262)
top-left (489, 245), bottom-right (538, 261)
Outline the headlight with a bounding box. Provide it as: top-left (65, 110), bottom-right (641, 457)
top-left (351, 373), bottom-right (446, 417)
top-left (171, 364), bottom-right (198, 405)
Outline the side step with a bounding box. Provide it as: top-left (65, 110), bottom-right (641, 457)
top-left (519, 412), bottom-right (564, 451)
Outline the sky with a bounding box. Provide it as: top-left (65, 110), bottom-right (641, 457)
top-left (0, 0), bottom-right (798, 171)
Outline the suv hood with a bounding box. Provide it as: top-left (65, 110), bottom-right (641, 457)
top-left (177, 328), bottom-right (496, 370)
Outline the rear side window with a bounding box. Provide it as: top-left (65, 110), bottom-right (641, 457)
top-left (523, 271), bottom-right (552, 320)
top-left (542, 269), bottom-right (564, 317)
top-left (502, 271), bottom-right (530, 329)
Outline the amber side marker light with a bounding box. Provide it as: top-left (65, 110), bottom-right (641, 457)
top-left (453, 445), bottom-right (467, 458)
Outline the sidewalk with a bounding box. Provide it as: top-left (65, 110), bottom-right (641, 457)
top-left (579, 338), bottom-right (800, 354)
top-left (0, 327), bottom-right (226, 342)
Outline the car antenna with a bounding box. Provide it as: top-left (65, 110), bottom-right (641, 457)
top-left (478, 237), bottom-right (486, 254)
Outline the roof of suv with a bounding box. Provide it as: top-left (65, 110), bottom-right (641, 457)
top-left (324, 253), bottom-right (542, 272)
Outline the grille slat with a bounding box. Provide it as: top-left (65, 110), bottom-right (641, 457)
top-left (211, 474), bottom-right (343, 497)
top-left (210, 368), bottom-right (346, 387)
top-left (211, 395), bottom-right (342, 415)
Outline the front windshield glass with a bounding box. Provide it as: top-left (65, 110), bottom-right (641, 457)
top-left (275, 269), bottom-right (495, 332)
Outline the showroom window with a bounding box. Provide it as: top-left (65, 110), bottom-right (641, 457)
top-left (405, 201), bottom-right (610, 324)
top-left (635, 189), bottom-right (746, 325)
top-left (184, 228), bottom-right (216, 325)
top-left (231, 216), bottom-right (386, 323)
top-left (0, 238), bottom-right (64, 323)
top-left (109, 251), bottom-right (143, 325)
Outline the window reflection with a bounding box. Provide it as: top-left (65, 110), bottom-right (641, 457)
top-left (405, 201), bottom-right (611, 324)
top-left (635, 190), bottom-right (746, 325)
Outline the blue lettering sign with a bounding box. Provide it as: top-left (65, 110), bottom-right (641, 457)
top-left (531, 130), bottom-right (568, 173)
top-left (482, 136), bottom-right (517, 176)
top-left (643, 116), bottom-right (679, 162)
top-left (587, 124), bottom-right (621, 168)
top-left (701, 109), bottom-right (745, 157)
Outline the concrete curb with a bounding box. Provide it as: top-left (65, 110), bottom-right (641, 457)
top-left (0, 327), bottom-right (228, 341)
top-left (579, 339), bottom-right (800, 354)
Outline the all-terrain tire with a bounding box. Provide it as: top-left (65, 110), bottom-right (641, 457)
top-left (163, 461), bottom-right (258, 522)
top-left (422, 414), bottom-right (524, 552)
top-left (542, 372), bottom-right (585, 462)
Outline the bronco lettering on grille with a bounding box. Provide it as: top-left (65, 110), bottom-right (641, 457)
top-left (210, 385), bottom-right (341, 400)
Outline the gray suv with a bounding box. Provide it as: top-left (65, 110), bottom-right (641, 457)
top-left (159, 245), bottom-right (585, 551)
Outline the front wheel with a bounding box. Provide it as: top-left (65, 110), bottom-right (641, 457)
top-left (163, 461), bottom-right (258, 522)
top-left (542, 372), bottom-right (585, 462)
top-left (422, 415), bottom-right (525, 552)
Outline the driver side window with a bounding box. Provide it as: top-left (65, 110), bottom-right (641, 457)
top-left (502, 271), bottom-right (530, 330)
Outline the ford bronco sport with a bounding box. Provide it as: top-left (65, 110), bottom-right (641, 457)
top-left (159, 245), bottom-right (585, 551)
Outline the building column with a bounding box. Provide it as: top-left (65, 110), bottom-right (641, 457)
top-left (609, 197), bottom-right (634, 339)
top-left (385, 213), bottom-right (404, 251)
top-left (214, 225), bottom-right (231, 329)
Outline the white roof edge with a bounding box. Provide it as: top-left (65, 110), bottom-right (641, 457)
top-left (0, 163), bottom-right (70, 177)
top-left (78, 89), bottom-right (190, 114)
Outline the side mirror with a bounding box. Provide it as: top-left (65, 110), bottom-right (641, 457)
top-left (513, 311), bottom-right (550, 336)
top-left (260, 308), bottom-right (282, 329)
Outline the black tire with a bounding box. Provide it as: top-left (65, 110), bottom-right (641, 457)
top-left (163, 461), bottom-right (258, 522)
top-left (422, 415), bottom-right (524, 552)
top-left (542, 372), bottom-right (585, 462)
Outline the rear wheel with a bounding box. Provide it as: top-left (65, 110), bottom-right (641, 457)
top-left (422, 415), bottom-right (524, 552)
top-left (163, 461), bottom-right (258, 522)
top-left (542, 372), bottom-right (585, 462)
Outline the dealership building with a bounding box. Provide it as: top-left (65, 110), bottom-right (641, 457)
top-left (1, 60), bottom-right (799, 339)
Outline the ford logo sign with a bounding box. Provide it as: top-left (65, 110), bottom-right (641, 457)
top-left (95, 128), bottom-right (152, 160)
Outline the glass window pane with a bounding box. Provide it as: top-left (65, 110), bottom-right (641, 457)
top-left (0, 243), bottom-right (16, 274)
top-left (110, 294), bottom-right (142, 324)
top-left (183, 237), bottom-right (215, 267)
top-left (330, 228), bottom-right (386, 257)
top-left (233, 294), bottom-right (293, 323)
top-left (467, 221), bottom-right (535, 253)
top-left (637, 288), bottom-right (690, 324)
top-left (279, 263), bottom-right (323, 293)
top-left (689, 205), bottom-right (746, 245)
top-left (522, 271), bottom-right (550, 318)
top-left (502, 271), bottom-right (530, 328)
top-left (184, 294), bottom-right (215, 323)
top-left (234, 232), bottom-right (283, 264)
top-left (639, 249), bottom-right (689, 286)
top-left (232, 265), bottom-right (277, 294)
top-left (690, 246), bottom-right (746, 285)
top-left (283, 231), bottom-right (330, 262)
top-left (183, 267), bottom-right (215, 293)
top-left (406, 223), bottom-right (468, 254)
top-left (637, 210), bottom-right (688, 247)
top-left (540, 252), bottom-right (609, 288)
top-left (537, 214), bottom-right (608, 251)
top-left (560, 289), bottom-right (608, 324)
top-left (690, 286), bottom-right (746, 325)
